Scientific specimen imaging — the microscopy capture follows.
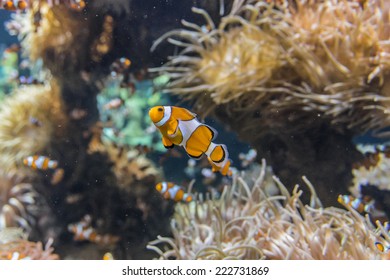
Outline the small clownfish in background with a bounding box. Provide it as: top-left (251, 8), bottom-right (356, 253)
top-left (69, 0), bottom-right (86, 11)
top-left (23, 155), bottom-right (58, 170)
top-left (68, 215), bottom-right (120, 246)
top-left (375, 241), bottom-right (390, 253)
top-left (239, 149), bottom-right (257, 168)
top-left (103, 97), bottom-right (124, 110)
top-left (103, 252), bottom-right (114, 260)
top-left (2, 0), bottom-right (28, 10)
top-left (149, 106), bottom-right (232, 176)
top-left (337, 195), bottom-right (373, 213)
top-left (155, 182), bottom-right (193, 202)
top-left (337, 194), bottom-right (387, 219)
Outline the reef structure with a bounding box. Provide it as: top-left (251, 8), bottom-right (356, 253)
top-left (148, 161), bottom-right (388, 260)
top-left (151, 0), bottom-right (390, 205)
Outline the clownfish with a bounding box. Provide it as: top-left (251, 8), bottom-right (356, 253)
top-left (337, 195), bottom-right (373, 213)
top-left (69, 0), bottom-right (86, 11)
top-left (375, 241), bottom-right (390, 253)
top-left (103, 252), bottom-right (114, 260)
top-left (103, 98), bottom-right (123, 110)
top-left (155, 182), bottom-right (193, 202)
top-left (23, 155), bottom-right (58, 170)
top-left (149, 106), bottom-right (232, 176)
top-left (337, 194), bottom-right (387, 218)
top-left (239, 149), bottom-right (257, 168)
top-left (67, 215), bottom-right (120, 246)
top-left (2, 0), bottom-right (28, 10)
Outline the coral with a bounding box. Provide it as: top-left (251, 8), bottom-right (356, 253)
top-left (0, 82), bottom-right (65, 172)
top-left (0, 47), bottom-right (19, 99)
top-left (97, 75), bottom-right (170, 152)
top-left (153, 0), bottom-right (390, 135)
top-left (103, 142), bottom-right (162, 191)
top-left (148, 161), bottom-right (385, 260)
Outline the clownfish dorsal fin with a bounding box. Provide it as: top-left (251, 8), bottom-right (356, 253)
top-left (171, 106), bottom-right (196, 121)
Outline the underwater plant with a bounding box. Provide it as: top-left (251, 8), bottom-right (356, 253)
top-left (148, 160), bottom-right (387, 260)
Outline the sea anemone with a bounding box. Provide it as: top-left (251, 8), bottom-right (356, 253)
top-left (0, 171), bottom-right (42, 233)
top-left (0, 227), bottom-right (58, 260)
top-left (0, 82), bottom-right (64, 172)
top-left (148, 160), bottom-right (386, 259)
top-left (13, 1), bottom-right (113, 77)
top-left (152, 0), bottom-right (390, 135)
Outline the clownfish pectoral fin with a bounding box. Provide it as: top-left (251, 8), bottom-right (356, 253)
top-left (171, 106), bottom-right (197, 121)
top-left (162, 136), bottom-right (174, 149)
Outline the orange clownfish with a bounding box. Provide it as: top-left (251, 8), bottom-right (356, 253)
top-left (375, 241), bottom-right (390, 253)
top-left (337, 195), bottom-right (373, 213)
top-left (67, 215), bottom-right (120, 246)
top-left (23, 155), bottom-right (58, 170)
top-left (2, 0), bottom-right (28, 10)
top-left (149, 106), bottom-right (232, 176)
top-left (337, 194), bottom-right (387, 219)
top-left (155, 182), bottom-right (193, 202)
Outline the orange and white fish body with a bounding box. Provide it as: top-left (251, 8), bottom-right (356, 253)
top-left (23, 155), bottom-right (58, 170)
top-left (68, 215), bottom-right (119, 246)
top-left (337, 194), bottom-right (386, 218)
top-left (155, 182), bottom-right (193, 202)
top-left (149, 106), bottom-right (232, 176)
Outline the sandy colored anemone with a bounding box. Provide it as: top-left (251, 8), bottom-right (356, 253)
top-left (0, 82), bottom-right (64, 172)
top-left (0, 171), bottom-right (41, 233)
top-left (148, 161), bottom-right (386, 260)
top-left (153, 0), bottom-right (390, 135)
top-left (14, 1), bottom-right (113, 77)
top-left (198, 26), bottom-right (285, 103)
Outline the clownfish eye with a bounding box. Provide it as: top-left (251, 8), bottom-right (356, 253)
top-left (158, 107), bottom-right (163, 112)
